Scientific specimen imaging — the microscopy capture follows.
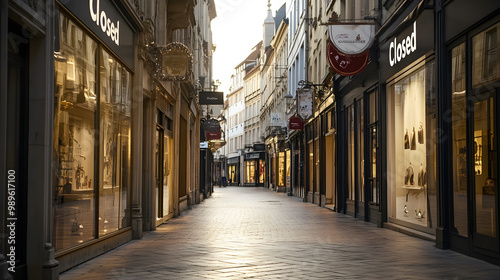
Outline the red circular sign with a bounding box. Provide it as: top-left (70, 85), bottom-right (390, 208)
top-left (327, 41), bottom-right (369, 76)
top-left (289, 115), bottom-right (304, 130)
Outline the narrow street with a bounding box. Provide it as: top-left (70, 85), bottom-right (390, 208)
top-left (61, 187), bottom-right (500, 279)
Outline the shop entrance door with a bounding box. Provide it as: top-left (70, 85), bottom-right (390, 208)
top-left (5, 25), bottom-right (29, 277)
top-left (471, 94), bottom-right (499, 252)
top-left (156, 127), bottom-right (164, 220)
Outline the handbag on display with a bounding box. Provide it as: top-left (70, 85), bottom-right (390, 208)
top-left (418, 122), bottom-right (424, 144)
top-left (411, 127), bottom-right (416, 150)
top-left (404, 129), bottom-right (410, 150)
top-left (405, 163), bottom-right (414, 185)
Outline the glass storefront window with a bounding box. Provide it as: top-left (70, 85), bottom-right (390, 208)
top-left (357, 99), bottom-right (365, 202)
top-left (272, 155), bottom-right (276, 186)
top-left (53, 12), bottom-right (131, 250)
top-left (259, 159), bottom-right (266, 184)
top-left (286, 150), bottom-right (291, 187)
top-left (279, 152), bottom-right (285, 186)
top-left (387, 61), bottom-right (437, 228)
top-left (163, 134), bottom-right (173, 216)
top-left (229, 164), bottom-right (237, 183)
top-left (348, 105), bottom-right (355, 200)
top-left (473, 99), bottom-right (497, 237)
top-left (245, 160), bottom-right (257, 184)
top-left (308, 141), bottom-right (314, 194)
top-left (315, 138), bottom-right (320, 194)
top-left (472, 23), bottom-right (500, 88)
top-left (368, 89), bottom-right (379, 204)
top-left (99, 49), bottom-right (132, 236)
top-left (451, 43), bottom-right (468, 236)
top-left (53, 14), bottom-right (97, 250)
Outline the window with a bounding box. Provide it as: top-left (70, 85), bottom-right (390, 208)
top-left (53, 12), bottom-right (131, 250)
top-left (368, 90), bottom-right (379, 204)
top-left (451, 43), bottom-right (468, 236)
top-left (357, 98), bottom-right (364, 202)
top-left (53, 14), bottom-right (98, 250)
top-left (348, 105), bottom-right (355, 200)
top-left (387, 61), bottom-right (437, 228)
top-left (244, 160), bottom-right (257, 184)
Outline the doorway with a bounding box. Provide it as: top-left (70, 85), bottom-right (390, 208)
top-left (5, 21), bottom-right (29, 278)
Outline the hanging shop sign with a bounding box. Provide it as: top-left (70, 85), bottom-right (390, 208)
top-left (59, 0), bottom-right (136, 69)
top-left (245, 153), bottom-right (261, 160)
top-left (160, 42), bottom-right (193, 81)
top-left (202, 118), bottom-right (221, 133)
top-left (206, 130), bottom-right (221, 141)
top-left (199, 91), bottom-right (224, 105)
top-left (254, 143), bottom-right (265, 151)
top-left (200, 142), bottom-right (209, 149)
top-left (271, 113), bottom-right (286, 127)
top-left (297, 88), bottom-right (313, 120)
top-left (327, 41), bottom-right (369, 76)
top-left (328, 23), bottom-right (375, 55)
top-left (289, 115), bottom-right (304, 130)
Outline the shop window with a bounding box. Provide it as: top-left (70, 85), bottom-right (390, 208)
top-left (348, 105), bottom-right (355, 200)
top-left (279, 152), bottom-right (285, 186)
top-left (53, 15), bottom-right (97, 250)
top-left (308, 141), bottom-right (314, 193)
top-left (369, 89), bottom-right (378, 124)
top-left (286, 150), bottom-right (291, 188)
top-left (472, 23), bottom-right (500, 87)
top-left (368, 89), bottom-right (379, 204)
top-left (245, 160), bottom-right (257, 184)
top-left (473, 98), bottom-right (497, 238)
top-left (357, 98), bottom-right (365, 202)
top-left (99, 49), bottom-right (132, 236)
top-left (53, 12), bottom-right (131, 250)
top-left (387, 61), bottom-right (437, 229)
top-left (229, 164), bottom-right (237, 183)
top-left (451, 43), bottom-right (468, 236)
top-left (259, 159), bottom-right (266, 184)
top-left (158, 115), bottom-right (173, 218)
top-left (314, 138), bottom-right (320, 194)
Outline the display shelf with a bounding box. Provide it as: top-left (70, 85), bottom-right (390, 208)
top-left (401, 185), bottom-right (424, 190)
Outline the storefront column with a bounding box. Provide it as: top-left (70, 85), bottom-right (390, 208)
top-left (435, 0), bottom-right (451, 249)
top-left (27, 6), bottom-right (59, 278)
top-left (132, 49), bottom-right (145, 239)
top-left (336, 102), bottom-right (347, 213)
top-left (378, 81), bottom-right (388, 228)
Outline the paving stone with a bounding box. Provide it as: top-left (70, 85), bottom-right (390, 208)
top-left (60, 187), bottom-right (500, 279)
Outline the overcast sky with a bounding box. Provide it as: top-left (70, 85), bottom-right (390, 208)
top-left (211, 0), bottom-right (287, 95)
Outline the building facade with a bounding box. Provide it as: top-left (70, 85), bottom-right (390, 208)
top-left (296, 0), bottom-right (500, 266)
top-left (226, 62), bottom-right (246, 186)
top-left (0, 0), bottom-right (216, 278)
top-left (243, 43), bottom-right (265, 187)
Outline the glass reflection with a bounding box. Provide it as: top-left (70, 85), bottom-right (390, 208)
top-left (53, 14), bottom-right (97, 250)
top-left (99, 49), bottom-right (131, 236)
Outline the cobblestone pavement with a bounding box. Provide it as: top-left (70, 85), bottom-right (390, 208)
top-left (60, 187), bottom-right (500, 279)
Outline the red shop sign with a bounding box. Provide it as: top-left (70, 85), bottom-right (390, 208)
top-left (289, 115), bottom-right (304, 130)
top-left (206, 130), bottom-right (221, 140)
top-left (327, 41), bottom-right (369, 76)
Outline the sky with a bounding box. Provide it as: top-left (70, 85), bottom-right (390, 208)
top-left (211, 0), bottom-right (287, 95)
